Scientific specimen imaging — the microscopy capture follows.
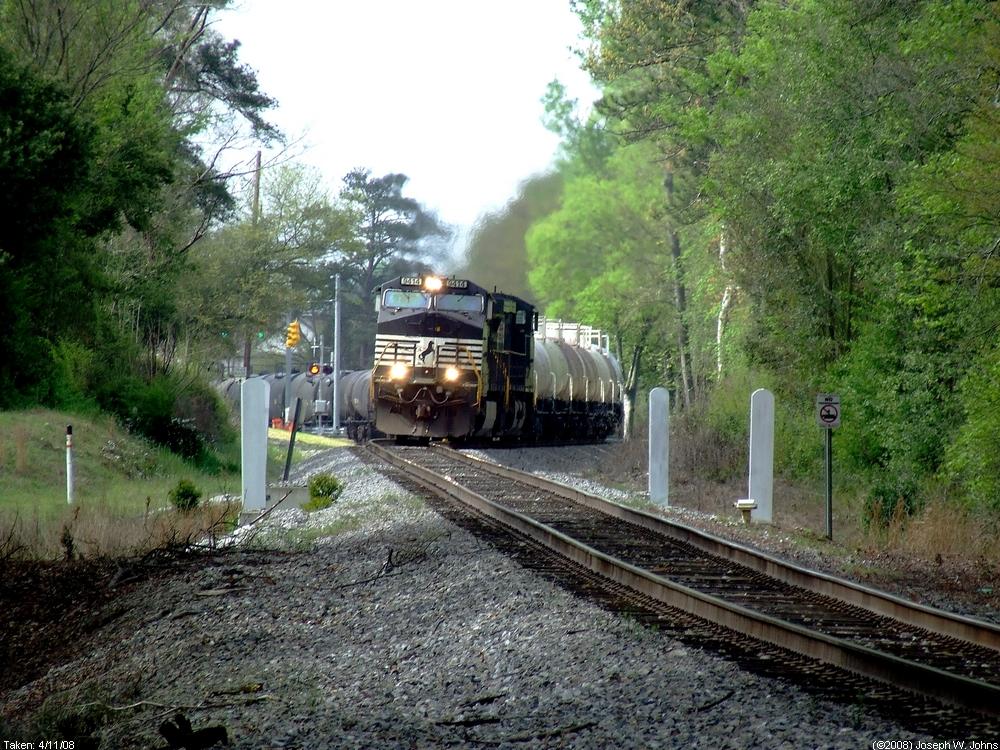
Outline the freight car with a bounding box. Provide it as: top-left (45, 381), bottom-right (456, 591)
top-left (217, 369), bottom-right (375, 438)
top-left (216, 274), bottom-right (623, 444)
top-left (370, 274), bottom-right (623, 442)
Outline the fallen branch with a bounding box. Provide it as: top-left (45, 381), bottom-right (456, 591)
top-left (76, 694), bottom-right (275, 713)
top-left (436, 716), bottom-right (503, 727)
top-left (694, 689), bottom-right (734, 713)
top-left (330, 570), bottom-right (405, 591)
top-left (243, 489), bottom-right (295, 528)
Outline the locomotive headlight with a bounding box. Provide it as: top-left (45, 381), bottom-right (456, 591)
top-left (443, 366), bottom-right (460, 382)
top-left (388, 363), bottom-right (410, 380)
top-left (423, 275), bottom-right (443, 291)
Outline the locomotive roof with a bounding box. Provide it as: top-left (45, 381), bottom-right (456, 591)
top-left (378, 274), bottom-right (533, 309)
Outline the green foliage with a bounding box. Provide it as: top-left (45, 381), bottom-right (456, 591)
top-left (308, 473), bottom-right (344, 508)
top-left (48, 340), bottom-right (100, 414)
top-left (0, 48), bottom-right (100, 407)
top-left (535, 0), bottom-right (1000, 508)
top-left (945, 348), bottom-right (1000, 508)
top-left (863, 472), bottom-right (922, 531)
top-left (0, 2), bottom-right (281, 467)
top-left (168, 478), bottom-right (202, 512)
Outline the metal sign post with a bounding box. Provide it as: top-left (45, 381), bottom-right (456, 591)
top-left (816, 394), bottom-right (841, 539)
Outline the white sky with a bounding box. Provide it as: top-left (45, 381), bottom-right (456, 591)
top-left (213, 1), bottom-right (596, 246)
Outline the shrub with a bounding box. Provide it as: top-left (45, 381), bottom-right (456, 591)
top-left (862, 470), bottom-right (920, 531)
top-left (944, 347), bottom-right (1000, 509)
top-left (305, 473), bottom-right (343, 512)
top-left (168, 479), bottom-right (202, 512)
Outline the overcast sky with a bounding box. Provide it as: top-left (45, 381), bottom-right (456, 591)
top-left (214, 1), bottom-right (596, 245)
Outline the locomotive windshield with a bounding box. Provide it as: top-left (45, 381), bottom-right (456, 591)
top-left (383, 290), bottom-right (430, 309)
top-left (436, 293), bottom-right (484, 313)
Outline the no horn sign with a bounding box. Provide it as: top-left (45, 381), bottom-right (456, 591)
top-left (816, 394), bottom-right (841, 429)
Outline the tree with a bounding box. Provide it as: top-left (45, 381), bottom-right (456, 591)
top-left (569, 0), bottom-right (754, 408)
top-left (0, 0), bottom-right (282, 451)
top-left (335, 169), bottom-right (450, 364)
top-left (338, 169), bottom-right (449, 295)
top-left (182, 164), bottom-right (354, 372)
top-left (0, 48), bottom-right (99, 403)
top-left (527, 142), bottom-right (676, 435)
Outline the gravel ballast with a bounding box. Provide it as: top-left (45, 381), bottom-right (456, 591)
top-left (2, 448), bottom-right (938, 747)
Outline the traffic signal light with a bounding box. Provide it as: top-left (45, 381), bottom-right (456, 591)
top-left (308, 362), bottom-right (320, 376)
top-left (285, 319), bottom-right (301, 347)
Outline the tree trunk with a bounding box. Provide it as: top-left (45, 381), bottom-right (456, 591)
top-left (622, 343), bottom-right (644, 440)
top-left (716, 227), bottom-right (734, 378)
top-left (665, 171), bottom-right (693, 410)
top-left (826, 248), bottom-right (836, 350)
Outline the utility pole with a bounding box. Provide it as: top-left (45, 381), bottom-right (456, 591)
top-left (333, 273), bottom-right (342, 433)
top-left (285, 312), bottom-right (293, 424)
top-left (244, 150), bottom-right (262, 378)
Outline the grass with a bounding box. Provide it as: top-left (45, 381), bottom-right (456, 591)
top-left (594, 429), bottom-right (1000, 569)
top-left (0, 408), bottom-right (240, 559)
top-left (267, 428), bottom-right (353, 448)
top-left (264, 428), bottom-right (352, 478)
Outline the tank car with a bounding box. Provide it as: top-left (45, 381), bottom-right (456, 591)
top-left (336, 369), bottom-right (376, 440)
top-left (532, 318), bottom-right (624, 441)
top-left (370, 274), bottom-right (623, 442)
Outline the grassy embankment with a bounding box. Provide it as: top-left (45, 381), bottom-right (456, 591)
top-left (599, 419), bottom-right (1000, 570)
top-left (0, 409), bottom-right (245, 559)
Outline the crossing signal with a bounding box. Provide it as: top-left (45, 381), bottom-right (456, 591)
top-left (285, 319), bottom-right (301, 347)
top-left (308, 362), bottom-right (321, 376)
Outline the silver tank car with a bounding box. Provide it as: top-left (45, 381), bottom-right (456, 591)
top-left (531, 318), bottom-right (624, 441)
top-left (336, 369), bottom-right (374, 440)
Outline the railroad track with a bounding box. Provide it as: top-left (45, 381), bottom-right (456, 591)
top-left (366, 440), bottom-right (1000, 728)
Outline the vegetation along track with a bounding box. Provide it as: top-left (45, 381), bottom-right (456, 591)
top-left (366, 440), bottom-right (1000, 730)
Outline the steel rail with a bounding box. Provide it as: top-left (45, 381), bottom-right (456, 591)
top-left (436, 446), bottom-right (1000, 653)
top-left (368, 440), bottom-right (1000, 718)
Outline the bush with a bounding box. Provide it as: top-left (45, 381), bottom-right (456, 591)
top-left (945, 347), bottom-right (1000, 509)
top-left (305, 473), bottom-right (343, 512)
top-left (862, 470), bottom-right (921, 530)
top-left (168, 479), bottom-right (202, 512)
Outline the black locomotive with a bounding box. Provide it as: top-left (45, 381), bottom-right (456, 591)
top-left (370, 274), bottom-right (623, 442)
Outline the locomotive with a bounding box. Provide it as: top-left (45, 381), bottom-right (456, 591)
top-left (217, 274), bottom-right (624, 443)
top-left (370, 274), bottom-right (623, 442)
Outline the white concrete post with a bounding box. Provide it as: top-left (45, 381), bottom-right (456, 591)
top-left (648, 387), bottom-right (670, 506)
top-left (749, 388), bottom-right (775, 523)
top-left (65, 424), bottom-right (74, 504)
top-left (241, 378), bottom-right (270, 512)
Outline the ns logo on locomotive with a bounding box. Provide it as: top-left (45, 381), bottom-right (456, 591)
top-left (371, 274), bottom-right (624, 442)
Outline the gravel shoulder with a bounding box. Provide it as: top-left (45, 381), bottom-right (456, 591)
top-left (0, 446), bottom-right (950, 748)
